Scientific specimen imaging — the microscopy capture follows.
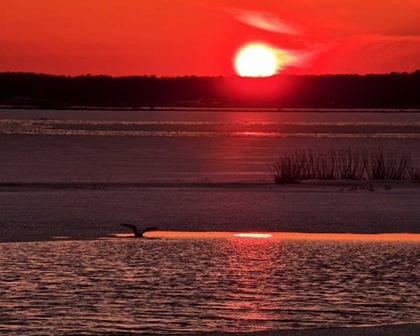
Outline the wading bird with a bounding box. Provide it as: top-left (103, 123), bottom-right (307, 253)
top-left (121, 224), bottom-right (159, 238)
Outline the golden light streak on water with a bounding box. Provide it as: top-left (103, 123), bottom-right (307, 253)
top-left (117, 231), bottom-right (420, 241)
top-left (233, 233), bottom-right (273, 238)
top-left (2, 232), bottom-right (420, 334)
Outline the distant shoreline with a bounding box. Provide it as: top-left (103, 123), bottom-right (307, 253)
top-left (2, 105), bottom-right (420, 113)
top-left (3, 72), bottom-right (420, 109)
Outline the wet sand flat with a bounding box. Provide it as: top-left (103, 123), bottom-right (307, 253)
top-left (1, 182), bottom-right (420, 242)
top-left (1, 132), bottom-right (420, 242)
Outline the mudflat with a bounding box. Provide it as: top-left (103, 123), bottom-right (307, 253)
top-left (1, 181), bottom-right (420, 242)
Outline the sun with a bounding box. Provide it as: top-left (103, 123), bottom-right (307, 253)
top-left (235, 44), bottom-right (278, 77)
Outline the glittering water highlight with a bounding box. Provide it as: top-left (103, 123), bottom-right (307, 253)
top-left (1, 235), bottom-right (419, 335)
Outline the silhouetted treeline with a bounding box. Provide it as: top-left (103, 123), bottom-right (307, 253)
top-left (1, 71), bottom-right (420, 108)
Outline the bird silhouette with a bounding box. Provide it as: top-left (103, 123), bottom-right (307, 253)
top-left (121, 224), bottom-right (159, 238)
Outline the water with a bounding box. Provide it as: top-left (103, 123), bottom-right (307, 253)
top-left (3, 109), bottom-right (420, 139)
top-left (1, 108), bottom-right (420, 334)
top-left (2, 109), bottom-right (420, 183)
top-left (1, 236), bottom-right (419, 335)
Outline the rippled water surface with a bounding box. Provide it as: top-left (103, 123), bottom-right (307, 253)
top-left (1, 236), bottom-right (419, 335)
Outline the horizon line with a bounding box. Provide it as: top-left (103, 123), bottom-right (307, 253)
top-left (2, 70), bottom-right (420, 79)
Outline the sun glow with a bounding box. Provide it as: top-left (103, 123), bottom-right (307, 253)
top-left (235, 44), bottom-right (278, 77)
top-left (234, 233), bottom-right (273, 239)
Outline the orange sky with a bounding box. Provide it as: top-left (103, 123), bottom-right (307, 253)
top-left (1, 0), bottom-right (420, 76)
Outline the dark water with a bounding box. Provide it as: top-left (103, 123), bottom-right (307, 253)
top-left (1, 236), bottom-right (419, 335)
top-left (1, 109), bottom-right (420, 334)
top-left (2, 109), bottom-right (420, 183)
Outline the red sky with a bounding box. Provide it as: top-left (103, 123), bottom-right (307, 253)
top-left (1, 0), bottom-right (420, 76)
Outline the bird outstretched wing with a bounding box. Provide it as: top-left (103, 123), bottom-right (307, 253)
top-left (121, 223), bottom-right (140, 236)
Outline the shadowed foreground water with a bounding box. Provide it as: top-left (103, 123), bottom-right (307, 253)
top-left (1, 236), bottom-right (419, 335)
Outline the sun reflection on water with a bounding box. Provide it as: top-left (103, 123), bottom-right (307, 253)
top-left (139, 231), bottom-right (420, 241)
top-left (218, 231), bottom-right (288, 330)
top-left (1, 235), bottom-right (419, 334)
top-left (233, 233), bottom-right (273, 238)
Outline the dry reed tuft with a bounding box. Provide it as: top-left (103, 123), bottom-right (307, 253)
top-left (271, 148), bottom-right (419, 184)
top-left (367, 148), bottom-right (411, 180)
top-left (270, 152), bottom-right (304, 184)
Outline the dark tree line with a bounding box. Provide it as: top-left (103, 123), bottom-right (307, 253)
top-left (1, 71), bottom-right (420, 108)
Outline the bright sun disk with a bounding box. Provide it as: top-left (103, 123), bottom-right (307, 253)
top-left (235, 44), bottom-right (277, 77)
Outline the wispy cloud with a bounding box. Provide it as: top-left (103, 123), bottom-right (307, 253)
top-left (321, 34), bottom-right (420, 74)
top-left (215, 4), bottom-right (420, 74)
top-left (217, 6), bottom-right (329, 72)
top-left (219, 7), bottom-right (299, 35)
top-left (276, 46), bottom-right (328, 72)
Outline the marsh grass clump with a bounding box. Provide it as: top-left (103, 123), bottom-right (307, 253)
top-left (271, 148), bottom-right (419, 184)
top-left (270, 152), bottom-right (303, 184)
top-left (407, 163), bottom-right (420, 181)
top-left (337, 148), bottom-right (368, 180)
top-left (368, 148), bottom-right (410, 180)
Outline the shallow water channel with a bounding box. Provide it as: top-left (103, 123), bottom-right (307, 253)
top-left (1, 236), bottom-right (419, 334)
